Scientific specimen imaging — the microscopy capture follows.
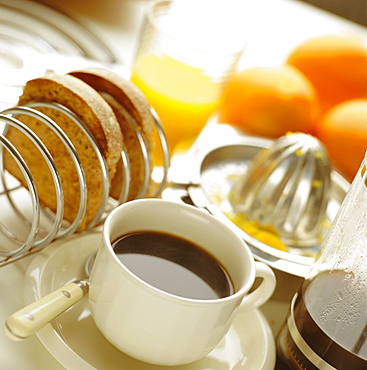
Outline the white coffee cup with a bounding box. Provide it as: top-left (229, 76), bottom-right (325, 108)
top-left (88, 198), bottom-right (276, 366)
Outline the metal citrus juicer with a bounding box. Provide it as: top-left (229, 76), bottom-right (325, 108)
top-left (230, 132), bottom-right (332, 249)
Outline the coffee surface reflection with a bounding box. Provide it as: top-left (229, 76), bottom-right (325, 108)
top-left (113, 230), bottom-right (234, 300)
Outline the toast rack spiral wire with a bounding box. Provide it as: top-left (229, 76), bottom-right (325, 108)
top-left (0, 101), bottom-right (169, 266)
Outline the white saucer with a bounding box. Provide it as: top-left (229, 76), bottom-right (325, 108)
top-left (0, 0), bottom-right (117, 62)
top-left (23, 232), bottom-right (276, 370)
top-left (0, 0), bottom-right (120, 110)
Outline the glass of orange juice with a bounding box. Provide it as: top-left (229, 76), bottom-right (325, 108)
top-left (131, 0), bottom-right (246, 154)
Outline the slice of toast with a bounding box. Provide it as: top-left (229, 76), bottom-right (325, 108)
top-left (3, 72), bottom-right (123, 230)
top-left (69, 68), bottom-right (155, 201)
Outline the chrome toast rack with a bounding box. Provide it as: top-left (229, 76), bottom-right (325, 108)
top-left (0, 100), bottom-right (169, 266)
top-left (0, 3), bottom-right (169, 266)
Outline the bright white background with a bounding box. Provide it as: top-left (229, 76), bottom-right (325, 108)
top-left (0, 1), bottom-right (366, 368)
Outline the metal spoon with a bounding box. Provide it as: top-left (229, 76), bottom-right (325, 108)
top-left (5, 252), bottom-right (95, 341)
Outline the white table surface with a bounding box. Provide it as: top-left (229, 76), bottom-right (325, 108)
top-left (1, 0), bottom-right (366, 368)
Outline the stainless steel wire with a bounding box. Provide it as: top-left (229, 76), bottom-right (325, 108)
top-left (0, 100), bottom-right (170, 266)
top-left (100, 92), bottom-right (151, 200)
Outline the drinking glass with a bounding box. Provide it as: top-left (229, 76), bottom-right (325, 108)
top-left (131, 0), bottom-right (246, 153)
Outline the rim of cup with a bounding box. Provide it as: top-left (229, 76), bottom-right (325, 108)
top-left (102, 198), bottom-right (256, 305)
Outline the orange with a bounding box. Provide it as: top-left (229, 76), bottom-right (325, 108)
top-left (314, 99), bottom-right (367, 181)
top-left (218, 65), bottom-right (319, 138)
top-left (286, 35), bottom-right (367, 114)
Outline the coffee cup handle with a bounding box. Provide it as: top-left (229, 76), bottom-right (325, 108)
top-left (239, 262), bottom-right (276, 311)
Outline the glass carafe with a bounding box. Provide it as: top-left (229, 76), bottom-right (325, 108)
top-left (276, 153), bottom-right (367, 369)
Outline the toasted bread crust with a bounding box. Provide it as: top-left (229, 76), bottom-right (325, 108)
top-left (4, 73), bottom-right (123, 230)
top-left (69, 68), bottom-right (155, 200)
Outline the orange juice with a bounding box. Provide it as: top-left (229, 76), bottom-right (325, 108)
top-left (131, 54), bottom-right (222, 152)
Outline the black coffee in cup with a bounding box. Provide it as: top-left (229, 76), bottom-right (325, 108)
top-left (112, 230), bottom-right (234, 300)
